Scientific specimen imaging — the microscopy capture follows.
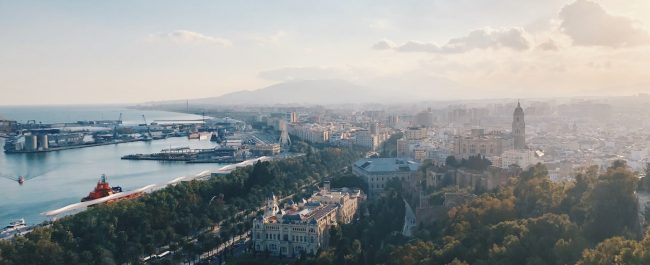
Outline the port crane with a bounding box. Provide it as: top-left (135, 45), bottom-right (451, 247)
top-left (142, 115), bottom-right (153, 140)
top-left (112, 113), bottom-right (122, 140)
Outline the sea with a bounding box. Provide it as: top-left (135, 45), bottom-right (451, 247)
top-left (0, 105), bottom-right (226, 226)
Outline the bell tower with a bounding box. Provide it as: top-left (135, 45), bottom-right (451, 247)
top-left (513, 101), bottom-right (526, 149)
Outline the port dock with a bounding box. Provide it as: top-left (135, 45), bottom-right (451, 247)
top-left (121, 146), bottom-right (246, 163)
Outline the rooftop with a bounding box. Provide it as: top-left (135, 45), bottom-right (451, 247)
top-left (353, 158), bottom-right (420, 173)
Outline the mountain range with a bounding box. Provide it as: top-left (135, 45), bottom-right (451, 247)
top-left (179, 79), bottom-right (393, 106)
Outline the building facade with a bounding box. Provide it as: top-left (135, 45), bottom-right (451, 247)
top-left (452, 129), bottom-right (510, 159)
top-left (252, 185), bottom-right (362, 258)
top-left (352, 158), bottom-right (420, 197)
top-left (498, 149), bottom-right (541, 169)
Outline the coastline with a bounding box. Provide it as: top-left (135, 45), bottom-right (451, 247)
top-left (39, 156), bottom-right (274, 221)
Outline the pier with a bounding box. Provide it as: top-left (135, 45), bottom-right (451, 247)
top-left (121, 146), bottom-right (243, 163)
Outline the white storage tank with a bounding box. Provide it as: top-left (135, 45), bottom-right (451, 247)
top-left (24, 135), bottom-right (37, 151)
top-left (37, 134), bottom-right (49, 150)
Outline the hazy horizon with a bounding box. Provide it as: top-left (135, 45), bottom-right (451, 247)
top-left (2, 0), bottom-right (650, 105)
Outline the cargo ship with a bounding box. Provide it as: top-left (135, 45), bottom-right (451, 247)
top-left (81, 174), bottom-right (123, 202)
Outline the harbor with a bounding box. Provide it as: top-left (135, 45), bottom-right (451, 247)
top-left (0, 135), bottom-right (226, 226)
top-left (0, 106), bottom-right (229, 225)
top-left (0, 106), bottom-right (290, 226)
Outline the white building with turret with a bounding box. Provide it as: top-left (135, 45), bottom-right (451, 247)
top-left (251, 184), bottom-right (363, 258)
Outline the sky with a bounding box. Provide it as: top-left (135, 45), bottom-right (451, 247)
top-left (1, 0), bottom-right (650, 105)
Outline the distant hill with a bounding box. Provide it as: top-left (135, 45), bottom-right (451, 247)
top-left (144, 78), bottom-right (470, 107)
top-left (184, 79), bottom-right (391, 106)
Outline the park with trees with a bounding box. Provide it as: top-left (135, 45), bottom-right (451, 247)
top-left (0, 144), bottom-right (363, 265)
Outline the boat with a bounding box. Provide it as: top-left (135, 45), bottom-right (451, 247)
top-left (17, 176), bottom-right (24, 185)
top-left (81, 174), bottom-right (123, 202)
top-left (0, 219), bottom-right (26, 236)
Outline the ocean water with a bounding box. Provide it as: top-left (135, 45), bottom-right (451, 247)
top-left (0, 106), bottom-right (225, 226)
top-left (0, 105), bottom-right (201, 125)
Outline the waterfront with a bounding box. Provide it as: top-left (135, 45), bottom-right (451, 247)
top-left (0, 106), bottom-right (224, 225)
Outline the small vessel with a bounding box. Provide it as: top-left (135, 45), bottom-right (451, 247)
top-left (81, 174), bottom-right (123, 202)
top-left (0, 219), bottom-right (26, 236)
top-left (17, 176), bottom-right (24, 185)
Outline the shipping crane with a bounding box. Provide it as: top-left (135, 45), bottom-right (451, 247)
top-left (113, 113), bottom-right (122, 140)
top-left (142, 115), bottom-right (153, 140)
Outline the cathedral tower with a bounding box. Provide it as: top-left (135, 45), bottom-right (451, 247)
top-left (513, 101), bottom-right (526, 149)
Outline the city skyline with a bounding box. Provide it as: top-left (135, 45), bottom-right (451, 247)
top-left (2, 0), bottom-right (650, 105)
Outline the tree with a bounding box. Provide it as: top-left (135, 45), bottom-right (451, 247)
top-left (577, 237), bottom-right (643, 265)
top-left (445, 156), bottom-right (459, 168)
top-left (583, 161), bottom-right (640, 243)
top-left (513, 164), bottom-right (563, 218)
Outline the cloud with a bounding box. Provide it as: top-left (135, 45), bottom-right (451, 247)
top-left (559, 0), bottom-right (650, 47)
top-left (537, 39), bottom-right (560, 51)
top-left (252, 31), bottom-right (288, 46)
top-left (374, 27), bottom-right (531, 53)
top-left (147, 30), bottom-right (232, 46)
top-left (372, 39), bottom-right (397, 50)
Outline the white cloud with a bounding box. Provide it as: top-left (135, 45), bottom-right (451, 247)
top-left (372, 39), bottom-right (397, 50)
top-left (537, 39), bottom-right (560, 51)
top-left (374, 27), bottom-right (531, 53)
top-left (252, 31), bottom-right (288, 46)
top-left (559, 0), bottom-right (650, 47)
top-left (147, 30), bottom-right (232, 46)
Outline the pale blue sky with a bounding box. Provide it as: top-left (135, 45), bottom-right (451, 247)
top-left (1, 0), bottom-right (649, 104)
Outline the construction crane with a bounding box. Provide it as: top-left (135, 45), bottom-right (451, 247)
top-left (142, 115), bottom-right (153, 140)
top-left (113, 113), bottom-right (122, 140)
